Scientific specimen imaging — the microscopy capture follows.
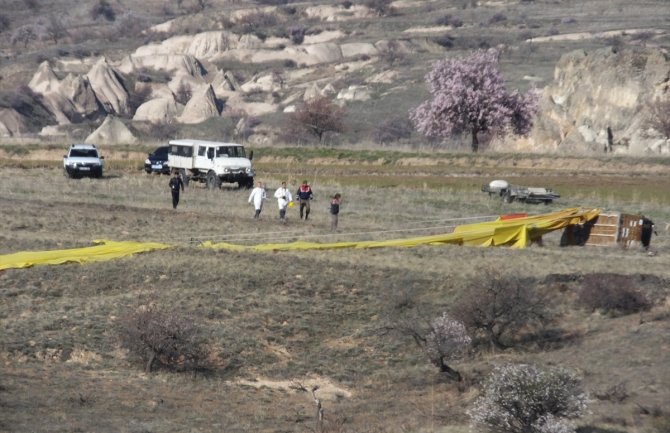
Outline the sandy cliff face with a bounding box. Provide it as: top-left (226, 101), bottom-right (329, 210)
top-left (504, 47), bottom-right (670, 155)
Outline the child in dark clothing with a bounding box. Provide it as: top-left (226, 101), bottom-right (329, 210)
top-left (330, 193), bottom-right (342, 231)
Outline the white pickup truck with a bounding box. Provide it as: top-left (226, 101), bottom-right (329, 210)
top-left (167, 139), bottom-right (255, 189)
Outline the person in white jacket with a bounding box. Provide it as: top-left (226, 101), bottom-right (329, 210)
top-left (273, 181), bottom-right (292, 221)
top-left (248, 181), bottom-right (266, 219)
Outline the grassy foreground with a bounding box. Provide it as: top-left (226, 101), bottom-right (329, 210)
top-left (1, 151), bottom-right (669, 433)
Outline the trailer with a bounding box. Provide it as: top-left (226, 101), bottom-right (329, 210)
top-left (482, 179), bottom-right (560, 204)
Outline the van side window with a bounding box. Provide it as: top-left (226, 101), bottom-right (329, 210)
top-left (198, 147), bottom-right (206, 156)
top-left (207, 147), bottom-right (214, 159)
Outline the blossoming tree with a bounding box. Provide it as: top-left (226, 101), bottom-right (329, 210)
top-left (410, 49), bottom-right (539, 152)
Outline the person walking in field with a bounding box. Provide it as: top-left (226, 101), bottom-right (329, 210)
top-left (296, 179), bottom-right (314, 220)
top-left (248, 181), bottom-right (267, 219)
top-left (168, 171), bottom-right (185, 210)
top-left (273, 181), bottom-right (293, 222)
top-left (330, 193), bottom-right (342, 231)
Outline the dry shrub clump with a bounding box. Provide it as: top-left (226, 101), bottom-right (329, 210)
top-left (117, 302), bottom-right (208, 373)
top-left (577, 273), bottom-right (652, 316)
top-left (469, 364), bottom-right (588, 433)
top-left (451, 268), bottom-right (549, 350)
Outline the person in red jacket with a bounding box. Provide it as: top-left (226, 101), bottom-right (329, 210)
top-left (296, 180), bottom-right (314, 220)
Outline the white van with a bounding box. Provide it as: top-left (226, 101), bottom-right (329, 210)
top-left (167, 139), bottom-right (255, 189)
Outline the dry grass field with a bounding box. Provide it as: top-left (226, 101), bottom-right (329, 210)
top-left (1, 151), bottom-right (669, 433)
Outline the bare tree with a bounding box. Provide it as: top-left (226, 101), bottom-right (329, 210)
top-left (647, 98), bottom-right (670, 139)
top-left (44, 15), bottom-right (69, 44)
top-left (287, 96), bottom-right (345, 143)
top-left (11, 24), bottom-right (38, 48)
top-left (451, 268), bottom-right (549, 350)
top-left (117, 302), bottom-right (208, 373)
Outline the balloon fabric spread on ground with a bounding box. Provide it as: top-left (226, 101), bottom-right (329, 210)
top-left (0, 208), bottom-right (600, 270)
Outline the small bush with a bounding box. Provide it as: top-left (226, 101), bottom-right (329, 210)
top-left (435, 14), bottom-right (463, 28)
top-left (433, 33), bottom-right (455, 48)
top-left (469, 364), bottom-right (588, 433)
top-left (365, 0), bottom-right (395, 17)
top-left (90, 0), bottom-right (116, 22)
top-left (488, 12), bottom-right (507, 25)
top-left (289, 25), bottom-right (306, 45)
top-left (0, 14), bottom-right (11, 33)
top-left (342, 0), bottom-right (353, 9)
top-left (236, 11), bottom-right (278, 36)
top-left (451, 268), bottom-right (549, 350)
top-left (372, 116), bottom-right (412, 144)
top-left (283, 59), bottom-right (297, 68)
top-left (117, 302), bottom-right (208, 373)
top-left (646, 98), bottom-right (670, 139)
top-left (577, 273), bottom-right (651, 315)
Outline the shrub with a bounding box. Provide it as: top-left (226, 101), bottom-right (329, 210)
top-left (488, 12), bottom-right (507, 25)
top-left (342, 1), bottom-right (353, 9)
top-left (435, 14), bottom-right (463, 27)
top-left (236, 11), bottom-right (278, 36)
top-left (289, 25), bottom-right (306, 45)
top-left (0, 14), bottom-right (11, 33)
top-left (365, 0), bottom-right (395, 17)
top-left (372, 116), bottom-right (412, 144)
top-left (469, 364), bottom-right (588, 433)
top-left (90, 0), bottom-right (116, 21)
top-left (645, 98), bottom-right (670, 138)
top-left (433, 33), bottom-right (455, 48)
top-left (378, 39), bottom-right (405, 66)
top-left (451, 268), bottom-right (549, 349)
top-left (117, 302), bottom-right (208, 373)
top-left (577, 273), bottom-right (651, 315)
top-left (424, 313), bottom-right (471, 380)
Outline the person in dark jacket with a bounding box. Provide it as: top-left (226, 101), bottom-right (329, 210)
top-left (296, 180), bottom-right (314, 220)
top-left (169, 171), bottom-right (185, 209)
top-left (330, 193), bottom-right (342, 231)
top-left (640, 217), bottom-right (657, 250)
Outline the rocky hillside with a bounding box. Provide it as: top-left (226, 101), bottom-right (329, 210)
top-left (0, 0), bottom-right (668, 154)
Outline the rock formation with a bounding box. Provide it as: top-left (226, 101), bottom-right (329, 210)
top-left (505, 47), bottom-right (670, 154)
top-left (86, 58), bottom-right (131, 116)
top-left (0, 109), bottom-right (26, 137)
top-left (177, 84), bottom-right (220, 124)
top-left (133, 98), bottom-right (183, 123)
top-left (86, 115), bottom-right (138, 145)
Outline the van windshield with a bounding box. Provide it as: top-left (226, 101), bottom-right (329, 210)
top-left (216, 146), bottom-right (245, 158)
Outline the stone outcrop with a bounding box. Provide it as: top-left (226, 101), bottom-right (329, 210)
top-left (28, 62), bottom-right (103, 124)
top-left (177, 84), bottom-right (220, 124)
top-left (133, 97), bottom-right (183, 123)
top-left (0, 109), bottom-right (26, 137)
top-left (86, 115), bottom-right (137, 145)
top-left (86, 58), bottom-right (131, 116)
top-left (505, 47), bottom-right (670, 154)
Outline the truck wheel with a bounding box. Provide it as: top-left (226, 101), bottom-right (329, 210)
top-left (503, 191), bottom-right (514, 203)
top-left (206, 171), bottom-right (221, 189)
top-left (179, 169), bottom-right (190, 186)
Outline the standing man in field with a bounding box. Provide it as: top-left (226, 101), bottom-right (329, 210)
top-left (169, 171), bottom-right (185, 210)
top-left (296, 179), bottom-right (314, 220)
top-left (248, 181), bottom-right (267, 219)
top-left (274, 181), bottom-right (293, 222)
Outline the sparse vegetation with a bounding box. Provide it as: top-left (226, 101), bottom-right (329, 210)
top-left (0, 1), bottom-right (669, 432)
top-left (90, 0), bottom-right (116, 22)
top-left (469, 364), bottom-right (588, 433)
top-left (287, 96), bottom-right (346, 143)
top-left (117, 301), bottom-right (208, 373)
top-left (577, 273), bottom-right (652, 316)
top-left (647, 98), bottom-right (670, 139)
top-left (451, 268), bottom-right (549, 350)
